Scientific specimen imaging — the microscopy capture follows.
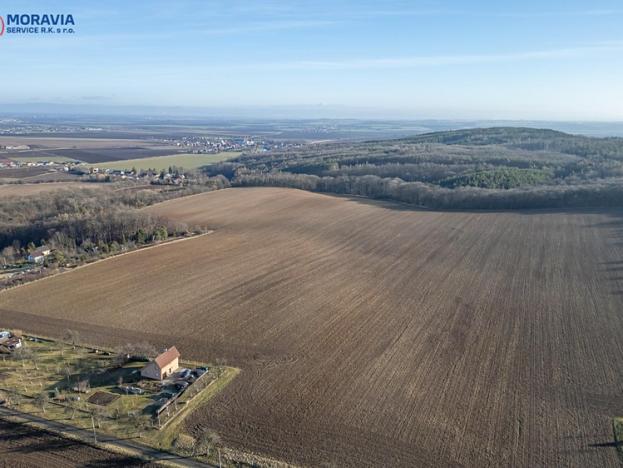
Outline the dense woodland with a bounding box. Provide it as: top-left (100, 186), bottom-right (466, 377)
top-left (205, 127), bottom-right (623, 209)
top-left (0, 177), bottom-right (228, 268)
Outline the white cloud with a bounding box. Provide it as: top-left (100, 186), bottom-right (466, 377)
top-left (239, 42), bottom-right (623, 71)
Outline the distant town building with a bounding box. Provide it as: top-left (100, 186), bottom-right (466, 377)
top-left (141, 346), bottom-right (180, 380)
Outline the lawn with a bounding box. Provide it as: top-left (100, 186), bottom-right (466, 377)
top-left (0, 338), bottom-right (155, 437)
top-left (88, 152), bottom-right (240, 172)
top-left (613, 418), bottom-right (623, 460)
top-left (0, 332), bottom-right (236, 462)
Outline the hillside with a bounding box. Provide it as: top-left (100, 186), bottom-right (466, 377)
top-left (1, 187), bottom-right (622, 466)
top-left (208, 127), bottom-right (623, 209)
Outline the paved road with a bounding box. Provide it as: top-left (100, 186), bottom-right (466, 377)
top-left (0, 405), bottom-right (212, 467)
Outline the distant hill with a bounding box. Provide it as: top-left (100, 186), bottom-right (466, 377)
top-left (205, 126), bottom-right (623, 210)
top-left (401, 127), bottom-right (571, 144)
top-left (400, 127), bottom-right (623, 159)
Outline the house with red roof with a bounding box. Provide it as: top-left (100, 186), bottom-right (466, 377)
top-left (141, 346), bottom-right (180, 380)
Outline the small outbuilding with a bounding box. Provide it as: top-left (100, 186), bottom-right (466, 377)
top-left (141, 346), bottom-right (180, 380)
top-left (27, 246), bottom-right (51, 264)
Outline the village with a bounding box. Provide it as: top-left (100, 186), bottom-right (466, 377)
top-left (0, 156), bottom-right (77, 171)
top-left (0, 134), bottom-right (301, 171)
top-left (84, 166), bottom-right (190, 184)
top-left (0, 157), bottom-right (191, 185)
top-left (0, 329), bottom-right (236, 460)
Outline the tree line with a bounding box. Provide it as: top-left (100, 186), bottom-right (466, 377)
top-left (205, 127), bottom-right (623, 210)
top-left (234, 172), bottom-right (623, 210)
top-left (0, 180), bottom-right (225, 268)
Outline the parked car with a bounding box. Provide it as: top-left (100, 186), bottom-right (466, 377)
top-left (178, 368), bottom-right (191, 379)
top-left (175, 381), bottom-right (189, 391)
top-left (119, 385), bottom-right (144, 395)
top-left (194, 367), bottom-right (207, 377)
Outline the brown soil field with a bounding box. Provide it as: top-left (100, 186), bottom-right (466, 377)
top-left (0, 167), bottom-right (52, 179)
top-left (0, 136), bottom-right (160, 149)
top-left (0, 182), bottom-right (106, 197)
top-left (1, 187), bottom-right (623, 467)
top-left (0, 137), bottom-right (182, 163)
top-left (0, 419), bottom-right (152, 467)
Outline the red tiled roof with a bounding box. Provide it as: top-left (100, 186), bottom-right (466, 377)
top-left (154, 346), bottom-right (180, 369)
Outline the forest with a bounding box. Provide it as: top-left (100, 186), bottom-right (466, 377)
top-left (0, 177), bottom-right (228, 268)
top-left (204, 127), bottom-right (623, 209)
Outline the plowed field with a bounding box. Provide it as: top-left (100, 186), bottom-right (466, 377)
top-left (0, 419), bottom-right (151, 467)
top-left (1, 187), bottom-right (622, 467)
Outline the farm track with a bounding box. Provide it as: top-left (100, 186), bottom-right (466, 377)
top-left (1, 187), bottom-right (623, 466)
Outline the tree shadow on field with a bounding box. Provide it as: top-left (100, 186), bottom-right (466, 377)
top-left (589, 440), bottom-right (623, 448)
top-left (82, 456), bottom-right (153, 467)
top-left (0, 423), bottom-right (78, 455)
top-left (341, 194), bottom-right (623, 217)
top-left (593, 211), bottom-right (623, 296)
top-left (6, 438), bottom-right (78, 455)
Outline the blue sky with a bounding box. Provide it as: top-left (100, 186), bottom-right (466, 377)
top-left (1, 0), bottom-right (623, 119)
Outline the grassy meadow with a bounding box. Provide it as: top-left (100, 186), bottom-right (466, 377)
top-left (88, 152), bottom-right (239, 172)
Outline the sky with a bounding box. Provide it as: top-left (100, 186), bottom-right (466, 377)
top-left (1, 0), bottom-right (623, 120)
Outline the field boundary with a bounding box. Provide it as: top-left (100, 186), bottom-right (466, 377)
top-left (144, 186), bottom-right (235, 208)
top-left (0, 231), bottom-right (213, 295)
top-left (613, 418), bottom-right (623, 463)
top-left (0, 406), bottom-right (210, 467)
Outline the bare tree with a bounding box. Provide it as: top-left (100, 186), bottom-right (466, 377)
top-left (92, 406), bottom-right (106, 429)
top-left (210, 431), bottom-right (223, 468)
top-left (198, 430), bottom-right (222, 464)
top-left (63, 329), bottom-right (81, 349)
top-left (64, 400), bottom-right (78, 420)
top-left (174, 434), bottom-right (197, 456)
top-left (128, 411), bottom-right (145, 438)
top-left (34, 392), bottom-right (49, 414)
top-left (114, 342), bottom-right (157, 366)
top-left (13, 346), bottom-right (33, 370)
top-left (215, 358), bottom-right (227, 378)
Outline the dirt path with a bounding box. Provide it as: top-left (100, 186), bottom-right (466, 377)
top-left (0, 406), bottom-right (211, 467)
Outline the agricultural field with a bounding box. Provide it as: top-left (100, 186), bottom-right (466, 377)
top-left (8, 155), bottom-right (80, 164)
top-left (0, 187), bottom-right (622, 466)
top-left (0, 182), bottom-right (106, 197)
top-left (0, 167), bottom-right (52, 179)
top-left (88, 152), bottom-right (240, 172)
top-left (0, 136), bottom-right (182, 163)
top-left (0, 418), bottom-right (152, 467)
